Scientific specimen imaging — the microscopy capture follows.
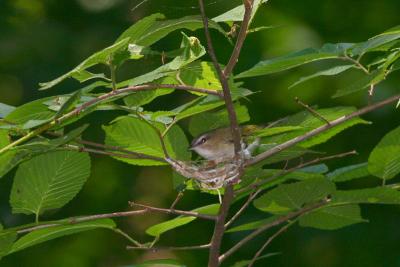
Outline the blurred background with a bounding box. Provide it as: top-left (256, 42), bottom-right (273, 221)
top-left (1, 0), bottom-right (400, 266)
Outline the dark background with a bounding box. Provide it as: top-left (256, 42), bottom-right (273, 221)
top-left (1, 0), bottom-right (400, 266)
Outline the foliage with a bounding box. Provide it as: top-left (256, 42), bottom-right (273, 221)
top-left (1, 1), bottom-right (400, 266)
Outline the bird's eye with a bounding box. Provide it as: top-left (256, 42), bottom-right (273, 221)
top-left (200, 137), bottom-right (207, 144)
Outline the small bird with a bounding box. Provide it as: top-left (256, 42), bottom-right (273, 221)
top-left (189, 126), bottom-right (261, 164)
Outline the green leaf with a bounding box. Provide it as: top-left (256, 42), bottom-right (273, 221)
top-left (236, 43), bottom-right (353, 78)
top-left (146, 204), bottom-right (219, 237)
top-left (332, 69), bottom-right (386, 98)
top-left (212, 0), bottom-right (268, 23)
top-left (10, 219), bottom-right (115, 254)
top-left (39, 38), bottom-right (130, 90)
top-left (0, 229), bottom-right (17, 260)
top-left (188, 104), bottom-right (250, 137)
top-left (368, 126), bottom-right (400, 180)
top-left (0, 130), bottom-right (10, 149)
top-left (254, 126), bottom-right (303, 137)
top-left (289, 64), bottom-right (354, 88)
top-left (327, 163), bottom-right (369, 182)
top-left (103, 116), bottom-right (167, 166)
top-left (351, 25), bottom-right (400, 56)
top-left (230, 253), bottom-right (281, 267)
top-left (127, 259), bottom-right (185, 267)
top-left (253, 178), bottom-right (335, 214)
top-left (164, 124), bottom-right (191, 161)
top-left (55, 90), bottom-right (82, 118)
top-left (5, 97), bottom-right (55, 129)
top-left (179, 61), bottom-right (222, 95)
top-left (333, 187), bottom-right (400, 204)
top-left (117, 33), bottom-right (206, 88)
top-left (10, 150), bottom-right (91, 218)
top-left (299, 204), bottom-right (366, 230)
top-left (0, 103), bottom-right (15, 118)
top-left (255, 144), bottom-right (313, 164)
top-left (227, 216), bottom-right (278, 233)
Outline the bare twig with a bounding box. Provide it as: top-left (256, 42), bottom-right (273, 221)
top-left (248, 221), bottom-right (294, 267)
top-left (170, 192), bottom-right (184, 209)
top-left (129, 202), bottom-right (217, 221)
top-left (223, 0), bottom-right (255, 77)
top-left (295, 97), bottom-right (330, 125)
top-left (218, 199), bottom-right (330, 263)
top-left (127, 243), bottom-right (211, 251)
top-left (247, 94), bottom-right (400, 166)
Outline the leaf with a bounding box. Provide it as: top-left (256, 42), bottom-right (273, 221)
top-left (39, 38), bottom-right (130, 90)
top-left (254, 126), bottom-right (303, 137)
top-left (179, 61), bottom-right (222, 95)
top-left (255, 144), bottom-right (313, 165)
top-left (5, 97), bottom-right (55, 128)
top-left (332, 69), bottom-right (386, 98)
top-left (368, 126), bottom-right (400, 180)
top-left (351, 25), bottom-right (400, 56)
top-left (299, 204), bottom-right (366, 230)
top-left (327, 163), bottom-right (369, 182)
top-left (9, 219), bottom-right (115, 254)
top-left (10, 150), bottom-right (91, 218)
top-left (230, 253), bottom-right (281, 267)
top-left (0, 103), bottom-right (15, 118)
top-left (164, 124), bottom-right (191, 161)
top-left (227, 216), bottom-right (279, 233)
top-left (0, 130), bottom-right (10, 149)
top-left (103, 116), bottom-right (170, 166)
top-left (236, 43), bottom-right (353, 78)
top-left (0, 229), bottom-right (17, 260)
top-left (146, 204), bottom-right (219, 237)
top-left (118, 14), bottom-right (226, 47)
top-left (55, 89), bottom-right (82, 118)
top-left (333, 187), bottom-right (400, 205)
top-left (188, 104), bottom-right (250, 137)
top-left (289, 64), bottom-right (354, 88)
top-left (212, 0), bottom-right (268, 23)
top-left (253, 178), bottom-right (335, 214)
top-left (127, 259), bottom-right (186, 267)
top-left (117, 33), bottom-right (206, 88)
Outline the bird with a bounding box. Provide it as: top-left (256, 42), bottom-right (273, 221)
top-left (189, 126), bottom-right (261, 164)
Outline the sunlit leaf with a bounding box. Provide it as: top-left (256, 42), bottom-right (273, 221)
top-left (10, 151), bottom-right (91, 218)
top-left (368, 126), bottom-right (400, 180)
top-left (10, 219), bottom-right (115, 254)
top-left (0, 103), bottom-right (15, 118)
top-left (0, 227), bottom-right (17, 260)
top-left (146, 204), bottom-right (219, 237)
top-left (179, 61), bottom-right (222, 95)
top-left (212, 0), bottom-right (268, 23)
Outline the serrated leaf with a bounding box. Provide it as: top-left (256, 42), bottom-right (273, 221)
top-left (9, 219), bottom-right (115, 254)
top-left (253, 178), bottom-right (335, 214)
top-left (103, 116), bottom-right (166, 166)
top-left (127, 259), bottom-right (185, 267)
top-left (146, 204), bottom-right (219, 237)
top-left (0, 229), bottom-right (17, 260)
top-left (39, 38), bottom-right (130, 90)
top-left (327, 163), bottom-right (369, 182)
top-left (299, 204), bottom-right (366, 230)
top-left (332, 69), bottom-right (386, 98)
top-left (289, 64), bottom-right (354, 88)
top-left (10, 150), bottom-right (91, 218)
top-left (236, 43), bottom-right (353, 78)
top-left (188, 104), bottom-right (250, 137)
top-left (368, 126), bottom-right (400, 180)
top-left (5, 97), bottom-right (55, 128)
top-left (333, 187), bottom-right (400, 204)
top-left (179, 61), bottom-right (222, 95)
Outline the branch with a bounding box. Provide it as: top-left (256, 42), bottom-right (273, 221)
top-left (127, 243), bottom-right (211, 251)
top-left (218, 199), bottom-right (330, 263)
top-left (129, 202), bottom-right (217, 221)
top-left (0, 83), bottom-right (223, 154)
top-left (247, 94), bottom-right (400, 166)
top-left (223, 0), bottom-right (255, 77)
top-left (248, 221), bottom-right (294, 267)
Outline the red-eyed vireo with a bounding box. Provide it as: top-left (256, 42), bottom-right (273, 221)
top-left (189, 126), bottom-right (261, 164)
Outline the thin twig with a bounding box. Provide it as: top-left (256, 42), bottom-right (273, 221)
top-left (295, 97), bottom-right (330, 125)
top-left (224, 188), bottom-right (262, 229)
top-left (223, 0), bottom-right (255, 77)
top-left (340, 55), bottom-right (369, 74)
top-left (129, 202), bottom-right (217, 220)
top-left (127, 243), bottom-right (211, 251)
top-left (248, 221), bottom-right (294, 267)
top-left (218, 199), bottom-right (330, 263)
top-left (247, 94), bottom-right (400, 166)
top-left (170, 192), bottom-right (184, 209)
